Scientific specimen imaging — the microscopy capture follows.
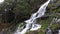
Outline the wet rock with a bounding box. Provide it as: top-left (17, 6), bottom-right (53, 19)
top-left (57, 13), bottom-right (60, 16)
top-left (57, 19), bottom-right (60, 22)
top-left (51, 3), bottom-right (60, 10)
top-left (51, 0), bottom-right (57, 3)
top-left (45, 28), bottom-right (53, 34)
top-left (54, 27), bottom-right (60, 34)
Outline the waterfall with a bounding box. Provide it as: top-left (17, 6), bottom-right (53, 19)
top-left (14, 0), bottom-right (50, 34)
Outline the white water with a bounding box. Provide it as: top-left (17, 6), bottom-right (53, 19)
top-left (14, 0), bottom-right (50, 34)
top-left (58, 30), bottom-right (60, 34)
top-left (0, 0), bottom-right (4, 3)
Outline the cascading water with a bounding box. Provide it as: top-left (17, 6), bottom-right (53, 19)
top-left (14, 0), bottom-right (50, 34)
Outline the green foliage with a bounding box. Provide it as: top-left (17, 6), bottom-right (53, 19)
top-left (0, 0), bottom-right (60, 34)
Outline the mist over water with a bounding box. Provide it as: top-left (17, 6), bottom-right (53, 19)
top-left (14, 0), bottom-right (50, 34)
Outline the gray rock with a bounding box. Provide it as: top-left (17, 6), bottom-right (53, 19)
top-left (45, 28), bottom-right (53, 34)
top-left (57, 19), bottom-right (60, 23)
top-left (51, 3), bottom-right (60, 9)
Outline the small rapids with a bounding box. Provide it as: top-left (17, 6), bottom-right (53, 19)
top-left (14, 0), bottom-right (50, 34)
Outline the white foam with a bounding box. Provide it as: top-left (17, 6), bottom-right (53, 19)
top-left (30, 24), bottom-right (41, 31)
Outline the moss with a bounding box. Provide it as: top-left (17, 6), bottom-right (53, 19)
top-left (51, 24), bottom-right (58, 30)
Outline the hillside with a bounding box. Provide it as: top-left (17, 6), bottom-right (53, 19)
top-left (0, 0), bottom-right (60, 34)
